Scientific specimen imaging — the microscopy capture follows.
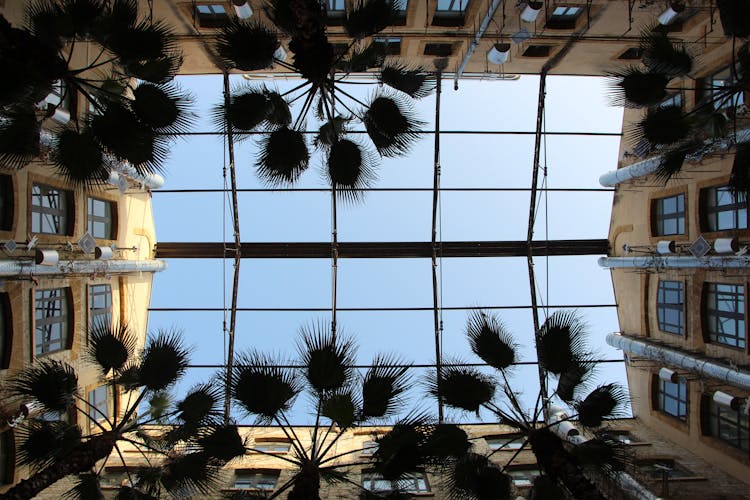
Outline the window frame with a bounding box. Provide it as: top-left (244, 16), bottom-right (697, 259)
top-left (705, 397), bottom-right (750, 452)
top-left (87, 197), bottom-right (116, 240)
top-left (651, 193), bottom-right (686, 236)
top-left (423, 43), bottom-right (454, 56)
top-left (522, 45), bottom-right (552, 57)
top-left (362, 471), bottom-right (430, 494)
top-left (704, 282), bottom-right (746, 349)
top-left (30, 183), bottom-right (74, 236)
top-left (34, 287), bottom-right (72, 356)
top-left (0, 431), bottom-right (15, 486)
top-left (252, 439), bottom-right (292, 453)
top-left (372, 37), bottom-right (402, 56)
top-left (701, 185), bottom-right (748, 232)
top-left (656, 280), bottom-right (685, 335)
top-left (432, 0), bottom-right (468, 26)
top-left (88, 283), bottom-right (113, 330)
top-left (705, 65), bottom-right (747, 113)
top-left (656, 376), bottom-right (688, 421)
top-left (545, 5), bottom-right (582, 29)
top-left (0, 293), bottom-right (12, 370)
top-left (88, 385), bottom-right (109, 425)
top-left (194, 3), bottom-right (230, 28)
top-left (485, 434), bottom-right (525, 450)
top-left (233, 469), bottom-right (280, 491)
top-left (0, 174), bottom-right (13, 232)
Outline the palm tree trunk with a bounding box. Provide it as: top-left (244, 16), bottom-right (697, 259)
top-left (0, 431), bottom-right (118, 500)
top-left (287, 461), bottom-right (321, 500)
top-left (528, 428), bottom-right (606, 500)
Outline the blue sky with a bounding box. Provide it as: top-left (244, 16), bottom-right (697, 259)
top-left (148, 73), bottom-right (626, 424)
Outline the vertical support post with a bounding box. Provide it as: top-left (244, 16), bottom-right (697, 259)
top-left (432, 64), bottom-right (445, 423)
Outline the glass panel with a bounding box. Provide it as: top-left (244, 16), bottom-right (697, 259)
top-left (35, 288), bottom-right (68, 355)
top-left (31, 184), bottom-right (69, 235)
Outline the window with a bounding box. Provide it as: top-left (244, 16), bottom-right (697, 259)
top-left (88, 386), bottom-right (109, 423)
top-left (253, 440), bottom-right (291, 453)
top-left (31, 184), bottom-right (72, 236)
top-left (362, 440), bottom-right (378, 455)
top-left (0, 293), bottom-right (11, 369)
top-left (522, 45), bottom-right (551, 57)
top-left (234, 470), bottom-right (280, 490)
top-left (707, 65), bottom-right (746, 112)
top-left (362, 472), bottom-right (430, 494)
top-left (636, 458), bottom-right (694, 479)
top-left (705, 283), bottom-right (746, 348)
top-left (702, 186), bottom-right (748, 232)
top-left (0, 431), bottom-right (14, 486)
top-left (424, 43), bottom-right (454, 56)
top-left (656, 92), bottom-right (683, 110)
top-left (372, 37), bottom-right (401, 56)
top-left (34, 288), bottom-right (70, 355)
top-left (618, 47), bottom-right (642, 60)
top-left (657, 376), bottom-right (688, 420)
top-left (87, 197), bottom-right (115, 239)
top-left (485, 435), bottom-right (524, 450)
top-left (195, 4), bottom-right (229, 28)
top-left (657, 281), bottom-right (685, 335)
top-left (545, 5), bottom-right (582, 29)
top-left (652, 194), bottom-right (685, 236)
top-left (433, 0), bottom-right (467, 26)
top-left (598, 429), bottom-right (640, 445)
top-left (707, 398), bottom-right (750, 451)
top-left (327, 0), bottom-right (346, 24)
top-left (0, 174), bottom-right (12, 231)
top-left (507, 467), bottom-right (540, 487)
top-left (88, 284), bottom-right (112, 328)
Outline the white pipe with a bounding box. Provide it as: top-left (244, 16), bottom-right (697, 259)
top-left (598, 255), bottom-right (750, 269)
top-left (600, 128), bottom-right (750, 187)
top-left (607, 332), bottom-right (750, 391)
top-left (0, 259), bottom-right (167, 277)
top-left (453, 0), bottom-right (504, 89)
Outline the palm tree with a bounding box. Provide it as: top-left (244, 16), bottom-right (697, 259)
top-left (212, 0), bottom-right (436, 202)
top-left (0, 321), bottom-right (243, 500)
top-left (371, 310), bottom-right (630, 500)
top-left (228, 320), bottom-right (412, 499)
top-left (607, 25), bottom-right (749, 184)
top-left (0, 0), bottom-right (191, 188)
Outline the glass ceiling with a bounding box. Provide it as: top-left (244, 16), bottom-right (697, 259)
top-left (147, 73), bottom-right (626, 424)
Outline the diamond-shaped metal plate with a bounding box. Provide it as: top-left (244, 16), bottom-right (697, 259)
top-left (689, 236), bottom-right (710, 258)
top-left (78, 232), bottom-right (96, 254)
top-left (3, 239), bottom-right (17, 253)
top-left (511, 28), bottom-right (531, 44)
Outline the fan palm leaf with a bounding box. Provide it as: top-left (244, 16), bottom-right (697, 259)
top-left (51, 127), bottom-right (108, 189)
top-left (197, 425), bottom-right (246, 462)
top-left (729, 143), bottom-right (750, 202)
top-left (336, 42), bottom-right (386, 73)
top-left (325, 138), bottom-right (377, 202)
top-left (103, 20), bottom-right (177, 66)
top-left (344, 0), bottom-right (399, 39)
top-left (216, 19), bottom-right (279, 71)
top-left (653, 145), bottom-right (695, 184)
top-left (298, 322), bottom-right (355, 393)
top-left (606, 67), bottom-right (669, 108)
top-left (122, 52), bottom-right (183, 84)
top-left (379, 64), bottom-right (436, 99)
top-left (264, 0), bottom-right (297, 35)
top-left (373, 415), bottom-right (430, 479)
top-left (175, 383), bottom-right (224, 427)
top-left (256, 126), bottom-right (310, 186)
top-left (717, 0), bottom-right (750, 37)
top-left (536, 310), bottom-right (590, 375)
top-left (85, 320), bottom-right (136, 376)
top-left (575, 384), bottom-right (628, 428)
top-left (321, 390), bottom-right (358, 428)
top-left (115, 486), bottom-right (158, 500)
top-left (215, 87), bottom-right (272, 132)
top-left (428, 365), bottom-right (495, 414)
top-left (361, 355), bottom-right (410, 419)
top-left (422, 424), bottom-right (471, 463)
top-left (137, 328), bottom-right (190, 392)
top-left (63, 472), bottom-right (104, 500)
top-left (17, 419), bottom-right (82, 470)
top-left (160, 452), bottom-right (222, 496)
top-left (633, 105), bottom-right (691, 147)
top-left (131, 82), bottom-right (193, 134)
top-left (571, 436), bottom-right (630, 474)
top-left (554, 360), bottom-right (593, 403)
top-left (9, 360), bottom-right (78, 412)
top-left (61, 0), bottom-right (107, 38)
top-left (363, 93), bottom-right (423, 157)
top-left (265, 90), bottom-right (292, 127)
top-left (447, 452), bottom-right (511, 500)
top-left (231, 351), bottom-right (301, 421)
top-left (0, 110), bottom-right (41, 168)
top-left (466, 310), bottom-right (517, 371)
top-left (528, 476), bottom-right (566, 500)
top-left (640, 27), bottom-right (693, 77)
top-left (314, 115), bottom-right (351, 148)
top-left (95, 0), bottom-right (138, 37)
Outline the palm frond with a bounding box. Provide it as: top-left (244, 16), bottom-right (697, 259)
top-left (216, 19), bottom-right (279, 71)
top-left (24, 0), bottom-right (65, 49)
top-left (160, 452), bottom-right (222, 496)
top-left (104, 20), bottom-right (178, 66)
top-left (373, 415), bottom-right (430, 480)
top-left (197, 425), bottom-right (246, 462)
top-left (85, 320), bottom-right (137, 376)
top-left (632, 105), bottom-right (692, 148)
top-left (138, 328), bottom-right (190, 392)
top-left (528, 476), bottom-right (566, 500)
top-left (640, 26), bottom-right (693, 77)
top-left (314, 115), bottom-right (351, 149)
top-left (363, 93), bottom-right (423, 157)
top-left (17, 419), bottom-right (82, 470)
top-left (422, 424), bottom-right (471, 464)
top-left (98, 0), bottom-right (138, 35)
top-left (63, 471), bottom-right (104, 500)
top-left (554, 360), bottom-right (594, 403)
top-left (122, 52), bottom-right (183, 84)
top-left (447, 452), bottom-right (511, 500)
top-left (9, 360), bottom-right (78, 412)
top-left (653, 145), bottom-right (693, 184)
top-left (51, 127), bottom-right (108, 189)
top-left (175, 382), bottom-right (224, 427)
top-left (115, 486), bottom-right (159, 500)
top-left (231, 351), bottom-right (301, 421)
top-left (131, 82), bottom-right (193, 135)
top-left (427, 365), bottom-right (495, 414)
top-left (0, 110), bottom-right (41, 168)
top-left (605, 67), bottom-right (668, 108)
top-left (717, 0), bottom-right (750, 37)
top-left (256, 126), bottom-right (310, 186)
top-left (466, 310), bottom-right (517, 371)
top-left (729, 143), bottom-right (750, 203)
top-left (61, 0), bottom-right (107, 38)
top-left (379, 64), bottom-right (436, 99)
top-left (571, 436), bottom-right (631, 475)
top-left (344, 0), bottom-right (399, 39)
top-left (536, 310), bottom-right (590, 375)
top-left (325, 138), bottom-right (378, 203)
top-left (214, 87), bottom-right (272, 133)
top-left (265, 90), bottom-right (292, 128)
top-left (146, 391), bottom-right (171, 422)
top-left (361, 354), bottom-right (410, 419)
top-left (321, 390), bottom-right (358, 428)
top-left (337, 42), bottom-right (386, 73)
top-left (298, 321), bottom-right (356, 394)
top-left (575, 384), bottom-right (629, 428)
